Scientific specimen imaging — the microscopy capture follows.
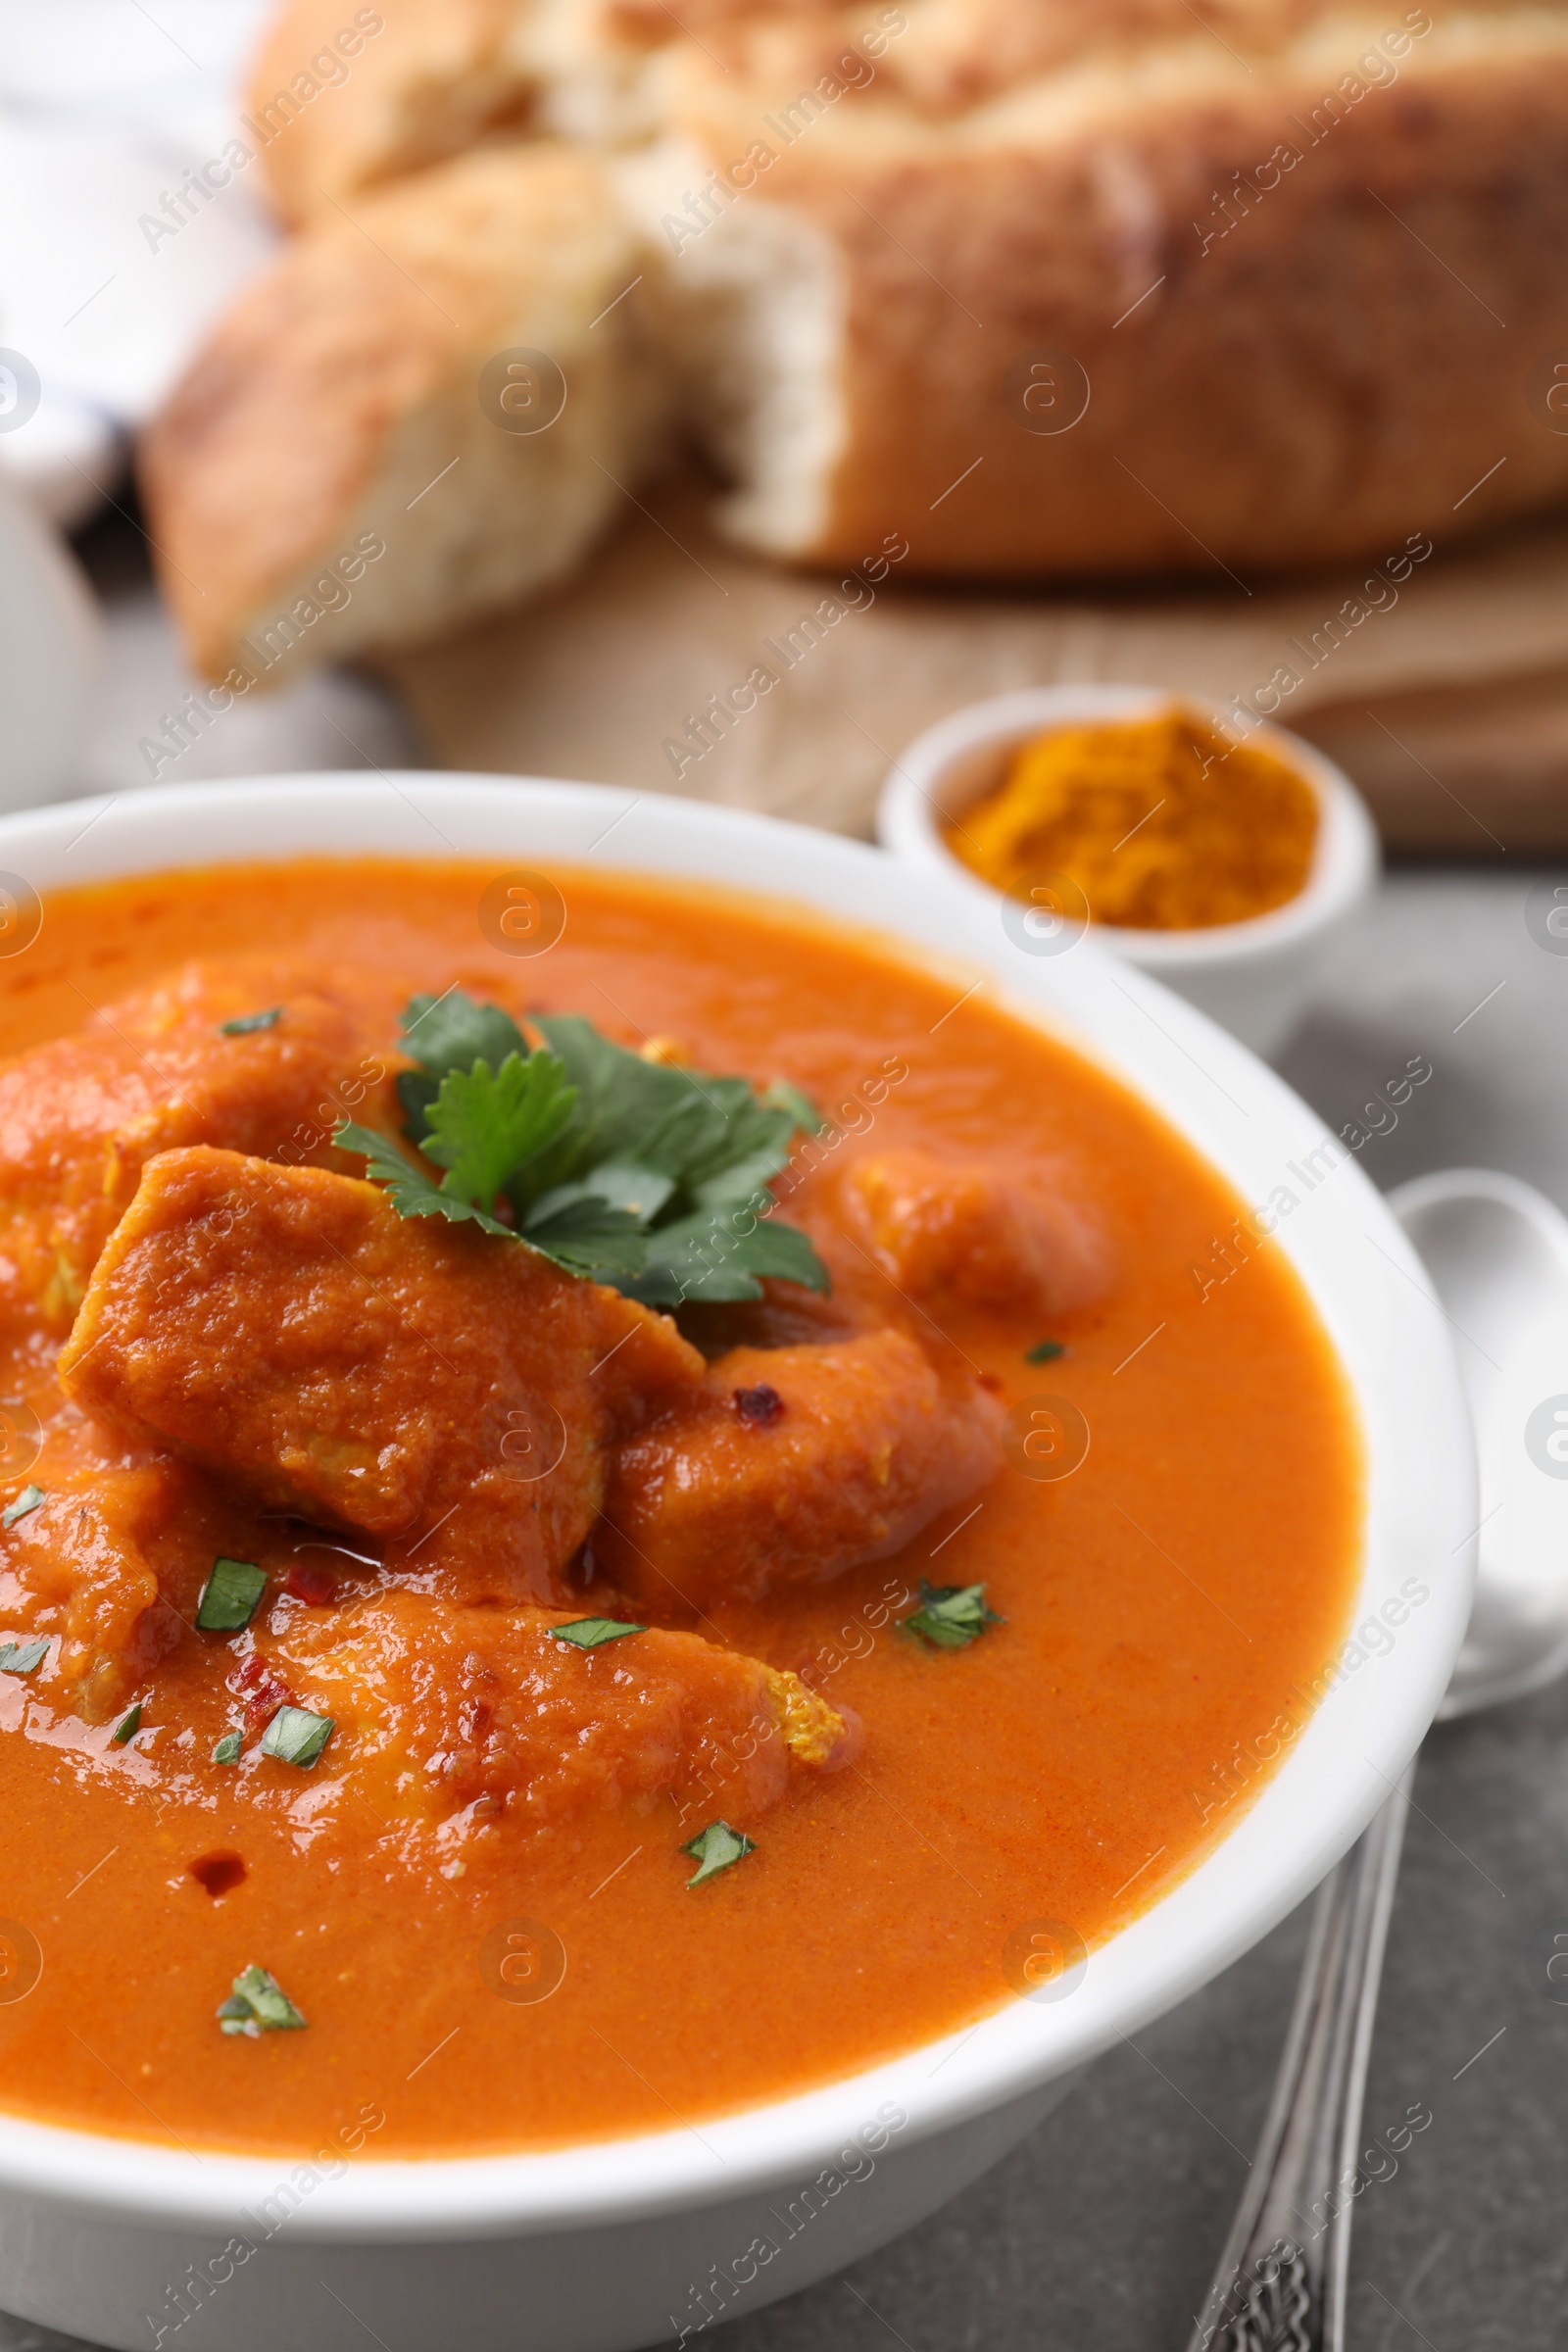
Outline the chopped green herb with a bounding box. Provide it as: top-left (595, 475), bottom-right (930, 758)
top-left (422, 1050), bottom-right (579, 1208)
top-left (334, 1119), bottom-right (514, 1238)
top-left (760, 1079), bottom-right (825, 1135)
top-left (1, 1486), bottom-right (44, 1530)
top-left (550, 1617), bottom-right (648, 1649)
top-left (196, 1557), bottom-right (267, 1633)
top-left (0, 1638), bottom-right (48, 1676)
top-left (338, 993), bottom-right (830, 1302)
top-left (540, 1160), bottom-right (674, 1223)
top-left (1025, 1340), bottom-right (1065, 1364)
top-left (217, 1963), bottom-right (307, 2036)
top-left (212, 1731), bottom-right (242, 1765)
top-left (682, 1820), bottom-right (757, 1887)
top-left (259, 1705), bottom-right (334, 1768)
top-left (111, 1702), bottom-right (142, 1745)
top-left (902, 1582), bottom-right (1003, 1650)
top-left (219, 1007), bottom-right (284, 1036)
top-left (400, 989), bottom-right (525, 1081)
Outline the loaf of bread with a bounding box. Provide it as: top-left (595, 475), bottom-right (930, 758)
top-left (244, 0), bottom-right (541, 225)
top-left (141, 144), bottom-right (664, 685)
top-left (142, 0), bottom-right (1568, 678)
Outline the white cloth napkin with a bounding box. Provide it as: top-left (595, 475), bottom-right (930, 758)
top-left (0, 1), bottom-right (279, 523)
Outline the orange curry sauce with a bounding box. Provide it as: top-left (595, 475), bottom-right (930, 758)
top-left (0, 858), bottom-right (1360, 2156)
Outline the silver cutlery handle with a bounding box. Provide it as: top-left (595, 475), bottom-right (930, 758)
top-left (1185, 1769), bottom-right (1413, 2352)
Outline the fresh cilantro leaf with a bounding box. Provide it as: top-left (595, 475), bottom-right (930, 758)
top-left (0, 1638), bottom-right (48, 1675)
top-left (691, 1146), bottom-right (794, 1212)
top-left (638, 1209), bottom-right (829, 1304)
top-left (626, 1266), bottom-right (720, 1308)
top-left (524, 1025), bottom-right (808, 1202)
top-left (353, 998), bottom-right (830, 1302)
top-left (761, 1078), bottom-right (823, 1133)
top-left (681, 1820), bottom-right (756, 1887)
top-left (902, 1582), bottom-right (1003, 1650)
top-left (336, 1121), bottom-right (514, 1237)
top-left (521, 1196), bottom-right (649, 1281)
top-left (213, 1731), bottom-right (242, 1765)
top-left (1025, 1340), bottom-right (1065, 1364)
top-left (342, 1120), bottom-right (645, 1278)
top-left (420, 1053), bottom-right (576, 1212)
top-left (529, 1014), bottom-right (692, 1177)
top-left (196, 1557), bottom-right (267, 1633)
top-left (679, 1086), bottom-right (795, 1194)
top-left (395, 1066), bottom-right (441, 1143)
top-left (550, 1618), bottom-right (648, 1649)
top-left (719, 1218), bottom-right (830, 1287)
top-left (397, 992), bottom-right (530, 1145)
top-left (401, 990), bottom-right (527, 1078)
top-left (530, 1163), bottom-right (676, 1227)
top-left (218, 1963), bottom-right (306, 2035)
top-left (634, 1086), bottom-right (744, 1183)
top-left (1, 1485), bottom-right (44, 1530)
top-left (259, 1705), bottom-right (334, 1767)
top-left (626, 1081), bottom-right (797, 1208)
top-left (111, 1701), bottom-right (142, 1745)
top-left (219, 1007), bottom-right (283, 1036)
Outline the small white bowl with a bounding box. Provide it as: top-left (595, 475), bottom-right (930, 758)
top-left (876, 684), bottom-right (1380, 1058)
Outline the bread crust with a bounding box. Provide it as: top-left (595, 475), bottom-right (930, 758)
top-left (670, 14), bottom-right (1568, 575)
top-left (246, 0), bottom-right (539, 224)
top-left (139, 145), bottom-right (650, 678)
top-left (161, 0), bottom-right (1568, 615)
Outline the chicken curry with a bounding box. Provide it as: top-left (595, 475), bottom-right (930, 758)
top-left (0, 858), bottom-right (1361, 2155)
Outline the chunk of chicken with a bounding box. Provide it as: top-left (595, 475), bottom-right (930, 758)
top-left (0, 1441), bottom-right (185, 1722)
top-left (0, 959), bottom-right (394, 1335)
top-left (839, 1150), bottom-right (1108, 1316)
top-left (1, 1352), bottom-right (295, 1721)
top-left (257, 1590), bottom-right (850, 1834)
top-left (58, 1148), bottom-right (706, 1605)
top-left (599, 1329), bottom-right (1004, 1609)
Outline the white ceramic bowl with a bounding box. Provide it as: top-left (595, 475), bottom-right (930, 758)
top-left (876, 684), bottom-right (1381, 1059)
top-left (0, 774), bottom-right (1468, 2352)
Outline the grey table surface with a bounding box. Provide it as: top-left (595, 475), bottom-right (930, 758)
top-left (18, 521), bottom-right (1568, 2350)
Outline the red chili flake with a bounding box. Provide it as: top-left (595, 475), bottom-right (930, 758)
top-left (284, 1560), bottom-right (337, 1607)
top-left (229, 1653), bottom-right (297, 1743)
top-left (733, 1383), bottom-right (784, 1428)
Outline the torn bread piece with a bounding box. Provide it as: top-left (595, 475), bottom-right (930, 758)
top-left (616, 137), bottom-right (848, 562)
top-left (139, 144), bottom-right (669, 683)
top-left (245, 0), bottom-right (818, 220)
top-left (246, 0), bottom-right (543, 226)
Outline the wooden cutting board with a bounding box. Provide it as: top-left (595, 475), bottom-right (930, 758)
top-left (385, 484), bottom-right (1568, 853)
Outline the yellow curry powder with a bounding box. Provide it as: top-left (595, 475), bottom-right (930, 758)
top-left (945, 705), bottom-right (1320, 930)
